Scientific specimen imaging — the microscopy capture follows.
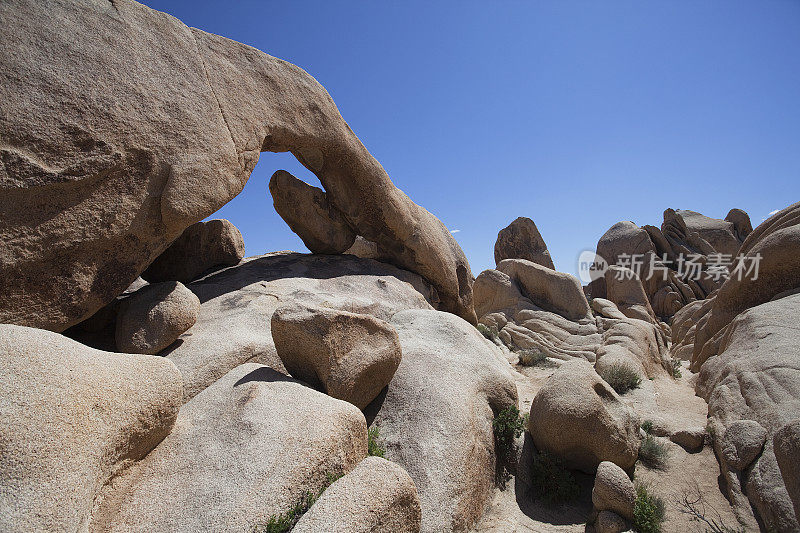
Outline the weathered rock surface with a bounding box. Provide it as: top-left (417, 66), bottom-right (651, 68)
top-left (272, 302), bottom-right (402, 409)
top-left (0, 0), bottom-right (475, 332)
top-left (166, 253), bottom-right (436, 400)
top-left (142, 219), bottom-right (245, 283)
top-left (493, 217), bottom-right (554, 269)
top-left (604, 266), bottom-right (657, 324)
top-left (475, 267), bottom-right (601, 361)
top-left (528, 359), bottom-right (639, 473)
top-left (670, 427), bottom-right (706, 452)
top-left (592, 461), bottom-right (635, 521)
top-left (367, 309), bottom-right (518, 532)
top-left (693, 202), bottom-right (800, 368)
top-left (774, 420), bottom-right (800, 522)
top-left (92, 363), bottom-right (367, 532)
top-left (698, 293), bottom-right (800, 532)
top-left (293, 456), bottom-right (422, 533)
top-left (590, 208), bottom-right (751, 320)
top-left (0, 325), bottom-right (183, 533)
top-left (497, 259), bottom-right (591, 321)
top-left (720, 420), bottom-right (768, 471)
top-left (344, 235), bottom-right (386, 260)
top-left (595, 510), bottom-right (627, 533)
top-left (269, 170), bottom-right (357, 254)
top-left (115, 281), bottom-right (200, 354)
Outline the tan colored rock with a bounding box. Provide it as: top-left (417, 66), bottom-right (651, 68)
top-left (604, 265), bottom-right (657, 323)
top-left (0, 325), bottom-right (183, 533)
top-left (592, 461), bottom-right (635, 521)
top-left (0, 0), bottom-right (475, 332)
top-left (694, 202), bottom-right (800, 365)
top-left (142, 219), bottom-right (245, 283)
top-left (166, 253), bottom-right (436, 401)
top-left (528, 359), bottom-right (639, 473)
top-left (473, 268), bottom-right (526, 319)
top-left (697, 293), bottom-right (800, 531)
top-left (595, 510), bottom-right (627, 533)
top-left (271, 302), bottom-right (402, 409)
top-left (293, 457), bottom-right (422, 533)
top-left (721, 420), bottom-right (768, 471)
top-left (269, 170), bottom-right (357, 254)
top-left (344, 235), bottom-right (385, 260)
top-left (670, 427), bottom-right (706, 452)
top-left (497, 259), bottom-right (591, 321)
top-left (368, 309), bottom-right (518, 532)
top-left (494, 216), bottom-right (554, 269)
top-left (92, 363), bottom-right (367, 532)
top-left (726, 208), bottom-right (753, 242)
top-left (115, 281), bottom-right (200, 354)
top-left (774, 420), bottom-right (800, 522)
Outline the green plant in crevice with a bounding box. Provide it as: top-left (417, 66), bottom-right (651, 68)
top-left (367, 425), bottom-right (385, 458)
top-left (639, 434), bottom-right (669, 470)
top-left (670, 358), bottom-right (683, 379)
top-left (493, 405), bottom-right (525, 457)
top-left (254, 472), bottom-right (343, 533)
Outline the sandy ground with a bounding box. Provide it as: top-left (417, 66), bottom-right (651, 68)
top-left (473, 359), bottom-right (742, 532)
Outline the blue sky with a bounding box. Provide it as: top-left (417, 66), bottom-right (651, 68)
top-left (144, 0), bottom-right (800, 277)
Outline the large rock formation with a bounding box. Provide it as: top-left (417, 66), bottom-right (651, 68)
top-left (142, 219), bottom-right (245, 283)
top-left (527, 360), bottom-right (640, 473)
top-left (271, 302), bottom-right (402, 409)
top-left (269, 170), bottom-right (357, 254)
top-left (0, 325), bottom-right (183, 533)
top-left (91, 363), bottom-right (368, 532)
top-left (696, 294), bottom-right (800, 532)
top-left (367, 309), bottom-right (518, 532)
top-left (494, 216), bottom-right (555, 269)
top-left (115, 281), bottom-right (200, 354)
top-left (0, 0), bottom-right (475, 332)
top-left (589, 208), bottom-right (751, 319)
top-left (293, 457), bottom-right (422, 533)
top-left (165, 252), bottom-right (437, 400)
top-left (474, 263), bottom-right (600, 361)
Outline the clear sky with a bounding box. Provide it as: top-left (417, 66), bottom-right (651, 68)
top-left (143, 0), bottom-right (800, 277)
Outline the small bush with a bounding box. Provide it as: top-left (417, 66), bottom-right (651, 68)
top-left (529, 451), bottom-right (581, 505)
top-left (477, 323), bottom-right (500, 344)
top-left (599, 363), bottom-right (642, 394)
top-left (254, 472), bottom-right (343, 533)
top-left (641, 420), bottom-right (654, 434)
top-left (639, 435), bottom-right (669, 470)
top-left (670, 358), bottom-right (682, 379)
top-left (368, 426), bottom-right (385, 458)
top-left (517, 348), bottom-right (551, 367)
top-left (493, 405), bottom-right (525, 456)
top-left (633, 483), bottom-right (666, 533)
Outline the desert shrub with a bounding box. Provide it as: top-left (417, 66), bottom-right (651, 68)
top-left (368, 426), bottom-right (385, 458)
top-left (670, 358), bottom-right (682, 379)
top-left (633, 483), bottom-right (666, 533)
top-left (493, 405), bottom-right (525, 456)
top-left (254, 472), bottom-right (342, 533)
top-left (517, 348), bottom-right (551, 367)
top-left (529, 451), bottom-right (581, 505)
top-left (639, 435), bottom-right (669, 469)
top-left (477, 323), bottom-right (500, 344)
top-left (641, 420), bottom-right (654, 434)
top-left (599, 363), bottom-right (642, 394)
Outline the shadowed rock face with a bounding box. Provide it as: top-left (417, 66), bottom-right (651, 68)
top-left (0, 0), bottom-right (475, 332)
